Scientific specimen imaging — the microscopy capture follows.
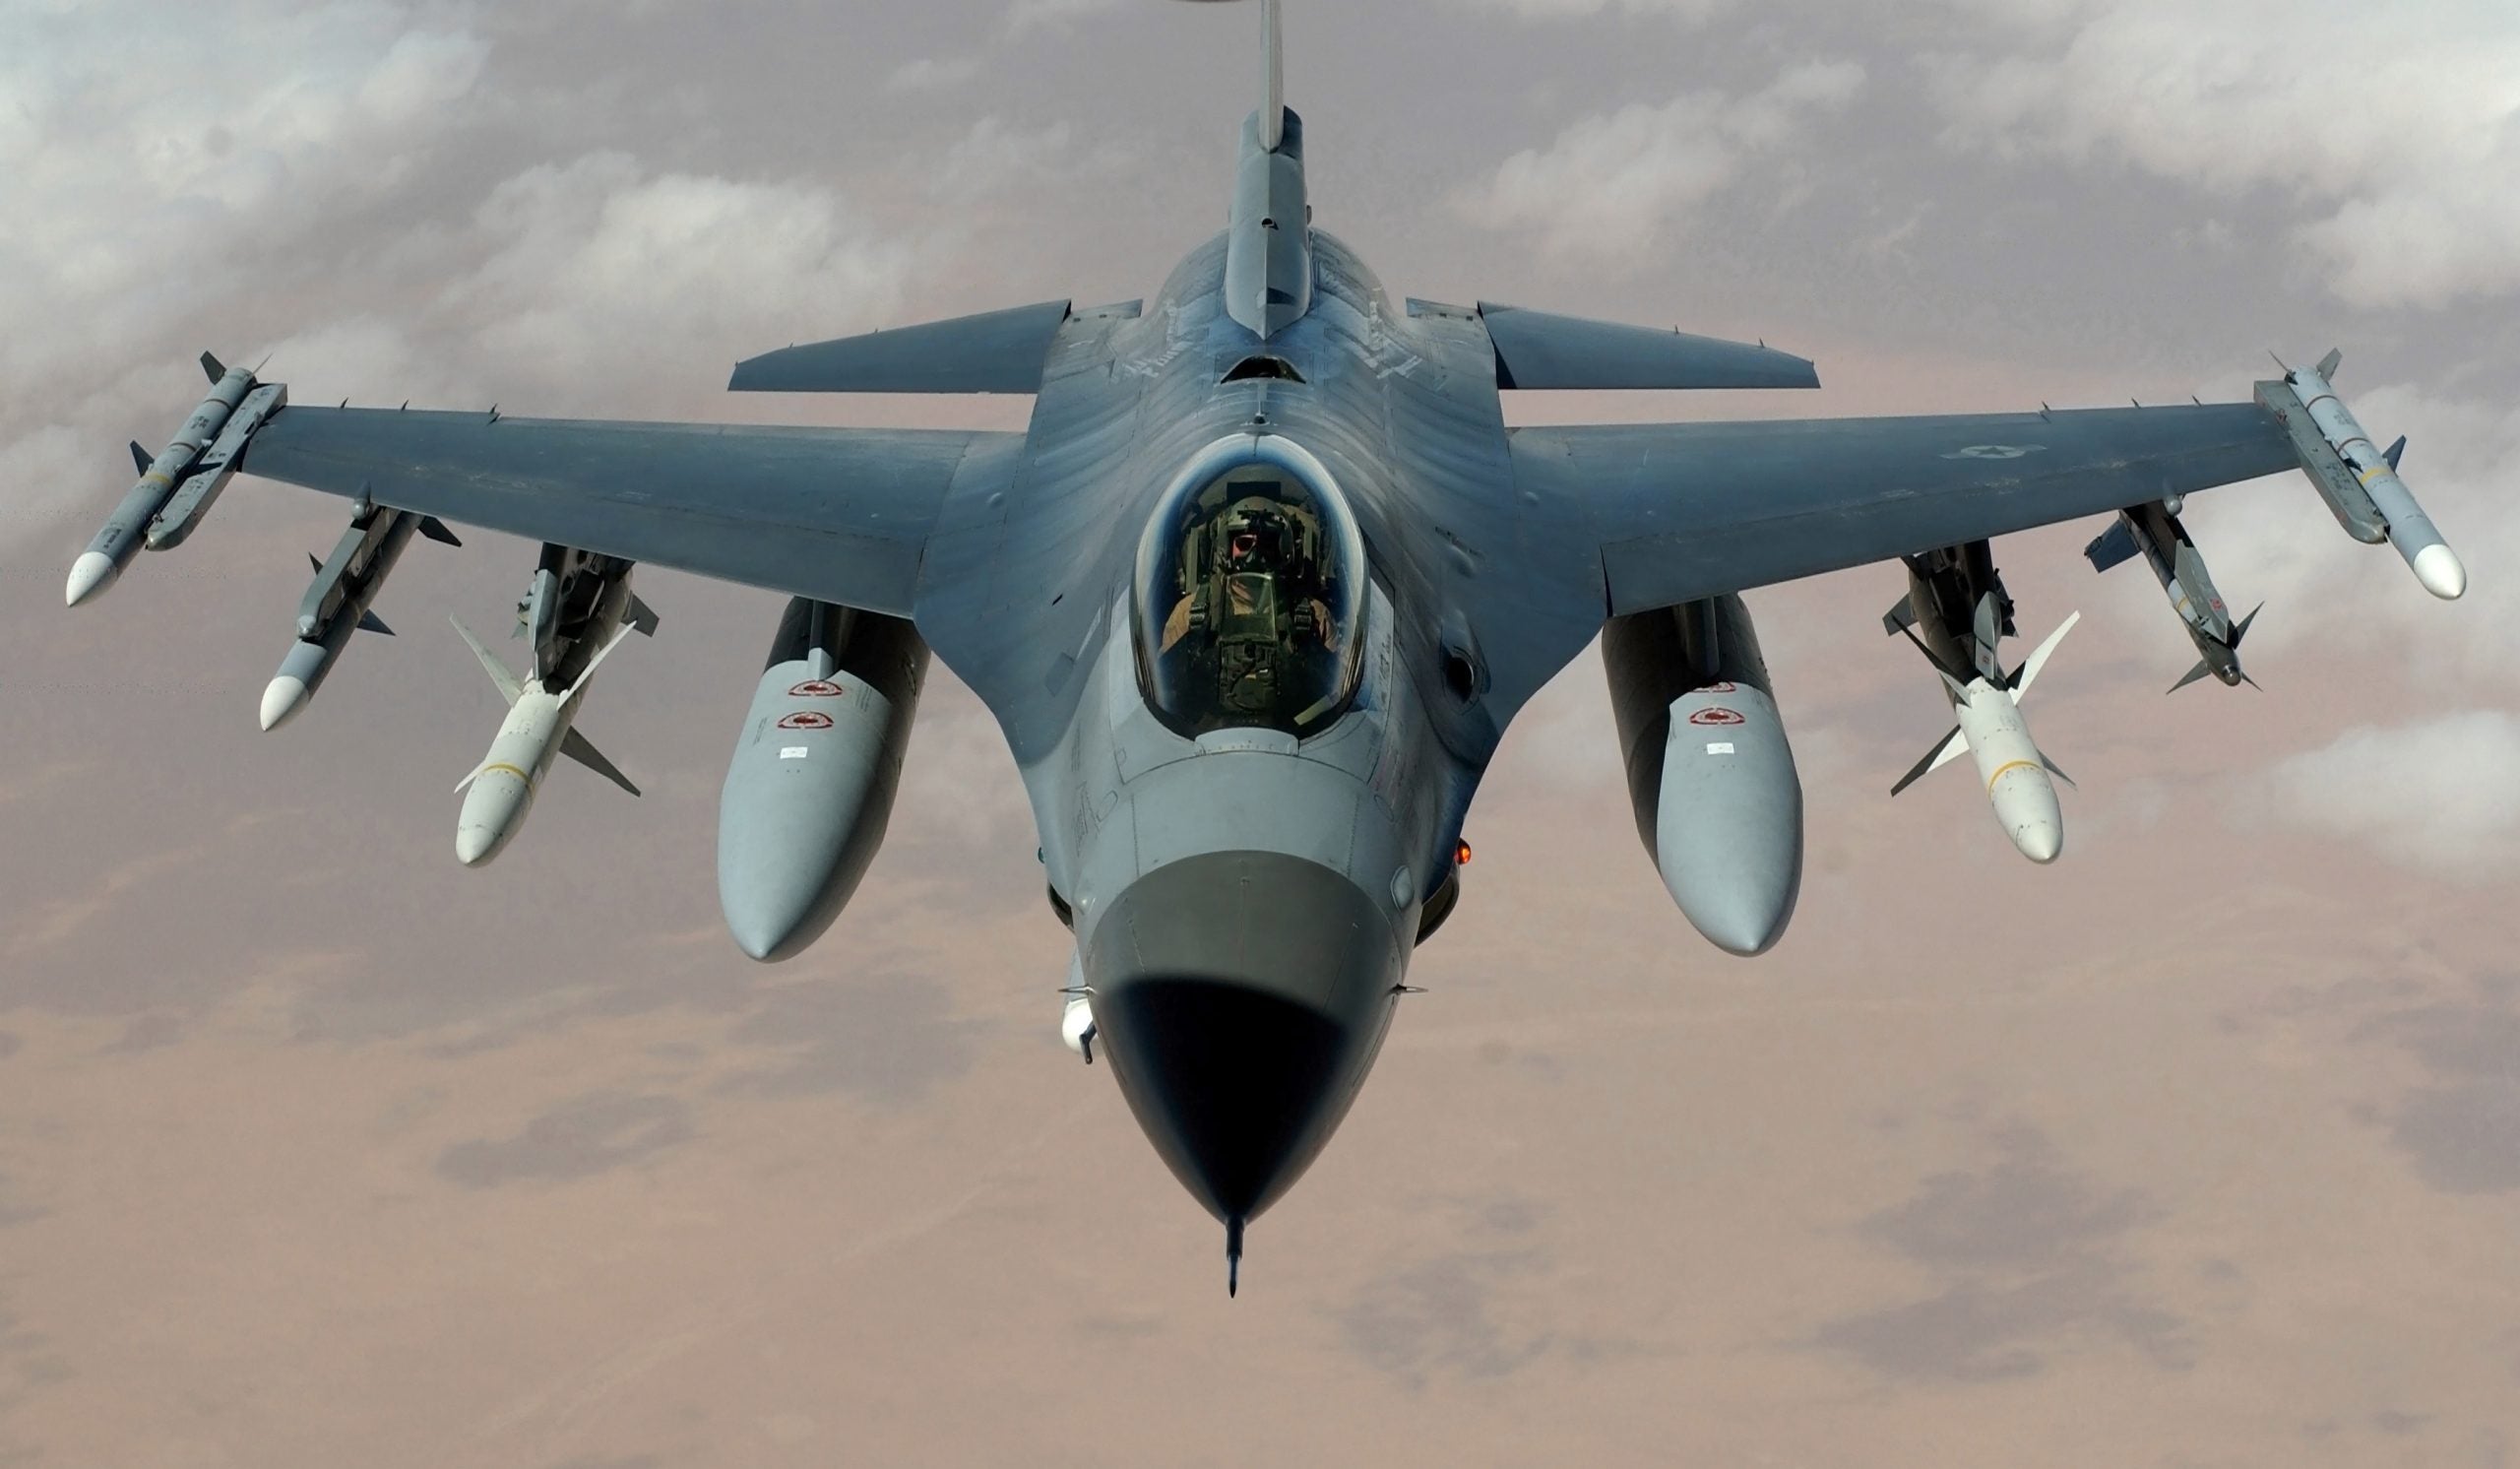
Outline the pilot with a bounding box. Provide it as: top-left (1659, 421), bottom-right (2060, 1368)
top-left (1159, 502), bottom-right (1336, 657)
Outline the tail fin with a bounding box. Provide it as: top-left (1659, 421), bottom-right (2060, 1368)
top-left (452, 617), bottom-right (522, 706)
top-left (1221, 0), bottom-right (1310, 338)
top-left (2008, 610), bottom-right (2080, 700)
top-left (559, 729), bottom-right (640, 797)
top-left (1259, 0), bottom-right (1283, 150)
top-left (1890, 723), bottom-right (1969, 797)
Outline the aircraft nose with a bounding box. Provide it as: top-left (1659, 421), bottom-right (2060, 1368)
top-left (1083, 851), bottom-right (1403, 1226)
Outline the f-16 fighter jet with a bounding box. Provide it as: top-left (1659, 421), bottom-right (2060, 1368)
top-left (63, 1), bottom-right (2464, 1292)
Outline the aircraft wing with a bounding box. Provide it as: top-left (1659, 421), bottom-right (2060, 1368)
top-left (1508, 403), bottom-right (2300, 615)
top-left (239, 408), bottom-right (1024, 616)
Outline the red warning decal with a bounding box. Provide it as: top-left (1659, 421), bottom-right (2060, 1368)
top-left (776, 711), bottom-right (835, 731)
top-left (1687, 707), bottom-right (1746, 727)
top-left (1701, 680), bottom-right (1737, 693)
top-left (788, 679), bottom-right (845, 698)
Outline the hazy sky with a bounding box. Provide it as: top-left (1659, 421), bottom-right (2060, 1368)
top-left (2, 2), bottom-right (2516, 1464)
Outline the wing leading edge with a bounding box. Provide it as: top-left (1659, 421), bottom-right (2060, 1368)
top-left (239, 408), bottom-right (1023, 617)
top-left (1510, 403), bottom-right (2300, 615)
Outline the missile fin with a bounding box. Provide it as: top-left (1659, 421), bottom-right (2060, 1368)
top-left (129, 440), bottom-right (153, 476)
top-left (1891, 724), bottom-right (1969, 797)
top-left (355, 609), bottom-right (394, 636)
top-left (2384, 435), bottom-right (2406, 471)
top-left (2042, 752), bottom-right (2077, 790)
top-left (627, 593), bottom-right (662, 637)
top-left (559, 728), bottom-right (640, 797)
top-left (1880, 594), bottom-right (1918, 637)
top-left (451, 616), bottom-right (523, 707)
top-left (573, 621), bottom-right (641, 684)
top-left (2169, 659), bottom-right (2217, 694)
top-left (2232, 603), bottom-right (2263, 647)
top-left (2315, 347), bottom-right (2342, 380)
top-left (2010, 610), bottom-right (2081, 699)
top-left (415, 515), bottom-right (463, 547)
top-left (200, 351), bottom-right (226, 383)
top-left (2084, 517), bottom-right (2138, 574)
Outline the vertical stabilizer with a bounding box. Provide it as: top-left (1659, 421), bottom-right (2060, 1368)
top-left (1221, 0), bottom-right (1311, 338)
top-left (1259, 0), bottom-right (1283, 150)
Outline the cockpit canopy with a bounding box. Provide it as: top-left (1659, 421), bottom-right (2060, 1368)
top-left (1133, 440), bottom-right (1366, 738)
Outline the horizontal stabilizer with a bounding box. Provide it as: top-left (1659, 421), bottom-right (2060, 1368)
top-left (1891, 724), bottom-right (1969, 797)
top-left (2084, 517), bottom-right (2138, 573)
top-left (560, 728), bottom-right (640, 797)
top-left (356, 609), bottom-right (393, 635)
top-left (729, 300), bottom-right (1081, 394)
top-left (1473, 303), bottom-right (1819, 391)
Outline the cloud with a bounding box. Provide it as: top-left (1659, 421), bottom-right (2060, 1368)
top-left (1920, 0), bottom-right (2520, 308)
top-left (1457, 60), bottom-right (1864, 262)
top-left (0, 1), bottom-right (497, 536)
top-left (2243, 710), bottom-right (2520, 877)
top-left (883, 55), bottom-right (982, 94)
top-left (448, 153), bottom-right (914, 404)
top-left (1445, 0), bottom-right (1731, 17)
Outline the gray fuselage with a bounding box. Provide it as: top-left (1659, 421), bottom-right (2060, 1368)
top-left (914, 231), bottom-right (1599, 1231)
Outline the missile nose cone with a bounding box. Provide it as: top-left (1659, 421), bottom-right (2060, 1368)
top-left (454, 821), bottom-right (505, 867)
top-left (456, 769), bottom-right (530, 867)
top-left (2415, 543), bottom-right (2467, 601)
top-left (64, 551), bottom-right (117, 607)
top-left (1085, 852), bottom-right (1402, 1227)
top-left (2012, 818), bottom-right (2062, 864)
top-left (258, 675), bottom-right (308, 732)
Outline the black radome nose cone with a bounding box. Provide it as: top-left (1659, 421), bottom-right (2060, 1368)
top-left (1085, 851), bottom-right (1403, 1226)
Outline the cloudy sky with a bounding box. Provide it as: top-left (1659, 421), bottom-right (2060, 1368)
top-left (2, 1), bottom-right (2516, 1464)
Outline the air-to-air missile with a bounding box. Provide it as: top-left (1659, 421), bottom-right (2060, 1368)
top-left (2085, 498), bottom-right (2260, 692)
top-left (1604, 592), bottom-right (1804, 956)
top-left (449, 548), bottom-right (654, 866)
top-left (715, 598), bottom-right (929, 961)
top-left (259, 505), bottom-right (462, 731)
top-left (2258, 349), bottom-right (2465, 601)
top-left (1888, 543), bottom-right (2077, 864)
top-left (66, 352), bottom-right (263, 607)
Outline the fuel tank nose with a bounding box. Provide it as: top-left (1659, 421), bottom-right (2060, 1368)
top-left (1083, 850), bottom-right (1403, 1225)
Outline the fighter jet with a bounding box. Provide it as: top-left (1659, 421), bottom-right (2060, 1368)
top-left (63, 1), bottom-right (2465, 1291)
